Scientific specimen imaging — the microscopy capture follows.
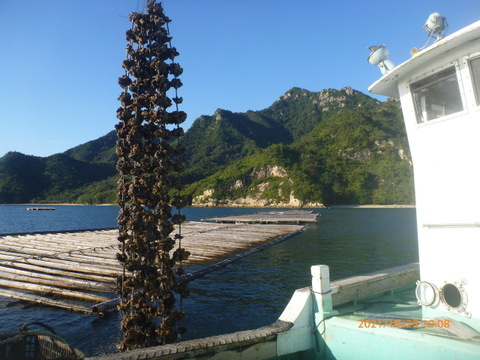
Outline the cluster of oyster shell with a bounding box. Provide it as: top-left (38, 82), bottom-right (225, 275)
top-left (115, 2), bottom-right (190, 350)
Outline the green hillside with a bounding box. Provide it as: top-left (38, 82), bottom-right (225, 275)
top-left (180, 109), bottom-right (292, 183)
top-left (0, 152), bottom-right (116, 203)
top-left (184, 92), bottom-right (413, 206)
top-left (64, 131), bottom-right (117, 164)
top-left (0, 87), bottom-right (414, 206)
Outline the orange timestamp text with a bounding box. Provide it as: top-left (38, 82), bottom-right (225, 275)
top-left (358, 319), bottom-right (450, 329)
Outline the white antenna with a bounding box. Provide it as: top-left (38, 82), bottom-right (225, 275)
top-left (367, 45), bottom-right (395, 75)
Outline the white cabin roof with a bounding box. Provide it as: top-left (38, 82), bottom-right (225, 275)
top-left (369, 20), bottom-right (480, 98)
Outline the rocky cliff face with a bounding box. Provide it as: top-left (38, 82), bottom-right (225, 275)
top-left (192, 196), bottom-right (325, 208)
top-left (192, 165), bottom-right (326, 208)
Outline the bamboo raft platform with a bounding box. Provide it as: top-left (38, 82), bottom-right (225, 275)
top-left (202, 210), bottom-right (319, 224)
top-left (0, 220), bottom-right (307, 314)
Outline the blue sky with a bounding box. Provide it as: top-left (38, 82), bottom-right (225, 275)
top-left (0, 1), bottom-right (479, 158)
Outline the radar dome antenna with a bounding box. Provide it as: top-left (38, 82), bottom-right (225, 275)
top-left (419, 12), bottom-right (448, 50)
top-left (367, 45), bottom-right (395, 75)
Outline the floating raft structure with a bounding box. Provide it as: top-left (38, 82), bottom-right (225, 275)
top-left (0, 211), bottom-right (316, 314)
top-left (202, 210), bottom-right (319, 224)
top-left (26, 207), bottom-right (56, 211)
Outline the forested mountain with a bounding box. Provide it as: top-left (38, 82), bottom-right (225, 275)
top-left (0, 152), bottom-right (116, 203)
top-left (64, 131), bottom-right (117, 164)
top-left (184, 88), bottom-right (412, 206)
top-left (0, 87), bottom-right (414, 206)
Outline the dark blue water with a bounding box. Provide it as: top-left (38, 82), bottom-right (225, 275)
top-left (0, 205), bottom-right (120, 234)
top-left (0, 205), bottom-right (418, 357)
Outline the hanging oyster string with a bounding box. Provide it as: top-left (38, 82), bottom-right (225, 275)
top-left (115, 1), bottom-right (190, 351)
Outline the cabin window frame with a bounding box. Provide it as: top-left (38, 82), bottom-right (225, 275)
top-left (410, 63), bottom-right (466, 124)
top-left (466, 53), bottom-right (480, 107)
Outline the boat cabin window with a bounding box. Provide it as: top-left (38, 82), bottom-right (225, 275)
top-left (411, 67), bottom-right (463, 123)
top-left (468, 56), bottom-right (480, 105)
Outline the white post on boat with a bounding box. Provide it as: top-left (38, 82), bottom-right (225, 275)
top-left (311, 265), bottom-right (334, 335)
top-left (311, 265), bottom-right (332, 310)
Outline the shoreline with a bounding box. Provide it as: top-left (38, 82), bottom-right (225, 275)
top-left (1, 203), bottom-right (117, 206)
top-left (329, 204), bottom-right (415, 209)
top-left (2, 203), bottom-right (416, 209)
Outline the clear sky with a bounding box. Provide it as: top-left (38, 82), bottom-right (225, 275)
top-left (0, 1), bottom-right (479, 158)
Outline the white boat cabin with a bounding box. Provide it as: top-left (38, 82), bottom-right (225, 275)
top-left (369, 19), bottom-right (480, 329)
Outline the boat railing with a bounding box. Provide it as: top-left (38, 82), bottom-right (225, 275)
top-left (321, 263), bottom-right (420, 307)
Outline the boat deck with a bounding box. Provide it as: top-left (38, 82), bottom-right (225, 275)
top-left (336, 286), bottom-right (422, 326)
top-left (323, 286), bottom-right (480, 359)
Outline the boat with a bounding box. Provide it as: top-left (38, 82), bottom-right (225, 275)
top-left (90, 13), bottom-right (480, 360)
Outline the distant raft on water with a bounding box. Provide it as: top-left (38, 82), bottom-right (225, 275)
top-left (26, 207), bottom-right (56, 211)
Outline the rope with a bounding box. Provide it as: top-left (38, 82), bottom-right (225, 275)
top-left (165, 12), bottom-right (188, 341)
top-left (310, 286), bottom-right (333, 296)
top-left (0, 322), bottom-right (65, 345)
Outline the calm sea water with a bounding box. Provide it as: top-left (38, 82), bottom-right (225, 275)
top-left (0, 205), bottom-right (418, 357)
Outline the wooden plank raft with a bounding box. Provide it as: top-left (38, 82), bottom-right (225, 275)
top-left (0, 220), bottom-right (306, 313)
top-left (202, 210), bottom-right (319, 224)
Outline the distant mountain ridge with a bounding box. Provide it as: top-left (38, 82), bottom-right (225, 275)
top-left (63, 131), bottom-right (117, 164)
top-left (0, 152), bottom-right (116, 203)
top-left (184, 88), bottom-right (413, 207)
top-left (0, 87), bottom-right (414, 206)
